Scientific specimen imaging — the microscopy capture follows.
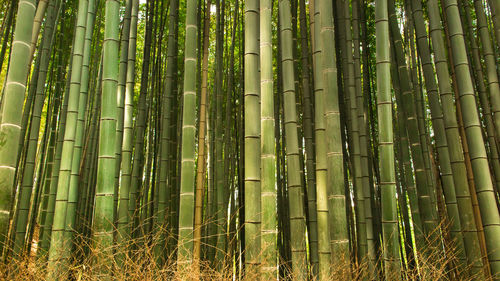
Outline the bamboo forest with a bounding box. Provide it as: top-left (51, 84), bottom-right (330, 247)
top-left (1, 0), bottom-right (500, 279)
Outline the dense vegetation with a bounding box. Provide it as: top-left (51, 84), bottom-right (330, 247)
top-left (0, 0), bottom-right (499, 279)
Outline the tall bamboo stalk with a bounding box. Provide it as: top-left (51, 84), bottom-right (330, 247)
top-left (261, 0), bottom-right (277, 276)
top-left (12, 0), bottom-right (59, 255)
top-left (298, 0), bottom-right (319, 275)
top-left (117, 0), bottom-right (139, 264)
top-left (375, 0), bottom-right (401, 275)
top-left (279, 0), bottom-right (307, 278)
top-left (92, 0), bottom-right (119, 277)
top-left (441, 0), bottom-right (500, 276)
top-left (311, 0), bottom-right (331, 278)
top-left (410, 0), bottom-right (483, 274)
top-left (176, 0), bottom-right (199, 266)
top-left (46, 0), bottom-right (89, 277)
top-left (193, 0), bottom-right (211, 263)
top-left (0, 0), bottom-right (37, 254)
top-left (244, 0), bottom-right (261, 274)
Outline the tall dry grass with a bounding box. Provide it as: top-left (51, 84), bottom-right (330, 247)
top-left (0, 219), bottom-right (488, 280)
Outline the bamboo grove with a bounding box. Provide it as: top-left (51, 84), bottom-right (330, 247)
top-left (0, 0), bottom-right (499, 280)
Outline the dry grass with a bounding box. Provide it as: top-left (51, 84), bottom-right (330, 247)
top-left (0, 221), bottom-right (488, 280)
top-left (0, 243), bottom-right (483, 280)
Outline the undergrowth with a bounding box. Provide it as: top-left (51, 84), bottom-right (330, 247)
top-left (0, 222), bottom-right (489, 280)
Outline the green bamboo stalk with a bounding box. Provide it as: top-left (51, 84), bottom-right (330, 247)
top-left (487, 0), bottom-right (500, 49)
top-left (117, 0), bottom-right (139, 260)
top-left (16, 55), bottom-right (39, 175)
top-left (275, 23), bottom-right (287, 272)
top-left (154, 0), bottom-right (176, 260)
top-left (279, 0), bottom-right (307, 278)
top-left (375, 0), bottom-right (401, 276)
top-left (83, 59), bottom-right (103, 241)
top-left (352, 0), bottom-right (376, 271)
top-left (311, 1), bottom-right (332, 278)
top-left (359, 0), bottom-right (384, 265)
top-left (0, 0), bottom-right (17, 77)
top-left (64, 0), bottom-right (97, 250)
top-left (28, 0), bottom-right (48, 65)
top-left (473, 0), bottom-right (500, 150)
top-left (114, 0), bottom-right (132, 221)
top-left (410, 0), bottom-right (483, 275)
top-left (92, 0), bottom-right (119, 277)
top-left (129, 0), bottom-right (152, 240)
top-left (37, 45), bottom-right (64, 257)
top-left (39, 39), bottom-right (72, 258)
top-left (176, 0), bottom-right (199, 266)
top-left (165, 0), bottom-right (179, 257)
top-left (221, 0), bottom-right (239, 268)
top-left (206, 83), bottom-right (216, 262)
top-left (0, 0), bottom-right (37, 254)
top-left (428, 0), bottom-right (491, 275)
top-left (441, 0), bottom-right (500, 277)
top-left (244, 0), bottom-right (261, 274)
top-left (12, 0), bottom-right (59, 255)
top-left (26, 98), bottom-right (51, 254)
top-left (298, 0), bottom-right (319, 275)
top-left (214, 0), bottom-right (228, 267)
top-left (341, 0), bottom-right (367, 264)
top-left (390, 51), bottom-right (425, 256)
top-left (192, 0), bottom-right (211, 264)
top-left (388, 1), bottom-right (440, 244)
top-left (320, 0), bottom-right (349, 263)
top-left (261, 0), bottom-right (277, 276)
top-left (407, 14), bottom-right (439, 233)
top-left (458, 0), bottom-right (500, 194)
top-left (46, 0), bottom-right (89, 277)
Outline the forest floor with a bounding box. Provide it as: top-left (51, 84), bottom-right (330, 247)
top-left (0, 225), bottom-right (486, 280)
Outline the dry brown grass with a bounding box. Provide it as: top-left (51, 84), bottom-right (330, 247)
top-left (0, 221), bottom-right (488, 280)
top-left (0, 243), bottom-right (483, 280)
